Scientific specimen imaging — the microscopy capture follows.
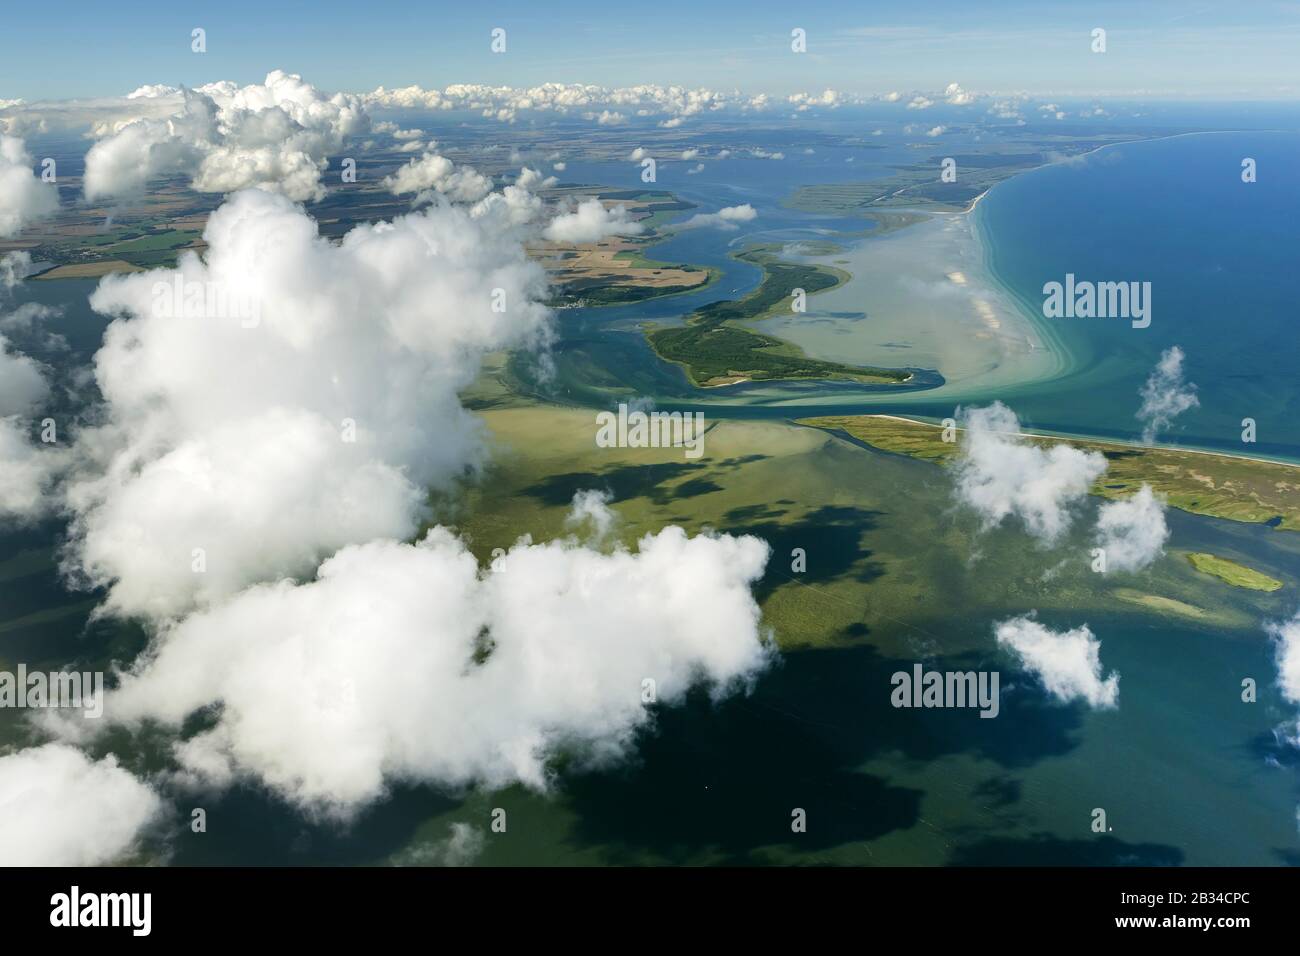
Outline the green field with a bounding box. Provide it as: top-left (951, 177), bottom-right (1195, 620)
top-left (1185, 552), bottom-right (1283, 591)
top-left (797, 414), bottom-right (1300, 531)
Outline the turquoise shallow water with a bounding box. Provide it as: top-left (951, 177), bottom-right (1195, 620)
top-left (539, 131), bottom-right (1300, 467)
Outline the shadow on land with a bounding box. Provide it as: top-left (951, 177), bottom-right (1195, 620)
top-left (720, 503), bottom-right (886, 601)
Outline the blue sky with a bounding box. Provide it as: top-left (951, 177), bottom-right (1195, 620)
top-left (3, 0), bottom-right (1300, 101)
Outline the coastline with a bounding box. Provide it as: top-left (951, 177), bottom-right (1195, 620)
top-left (864, 413), bottom-right (1300, 470)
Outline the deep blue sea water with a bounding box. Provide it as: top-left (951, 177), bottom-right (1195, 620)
top-left (976, 131), bottom-right (1300, 460)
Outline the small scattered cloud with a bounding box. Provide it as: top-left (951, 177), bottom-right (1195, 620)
top-left (679, 203), bottom-right (757, 230)
top-left (1137, 346), bottom-right (1198, 444)
top-left (0, 135), bottom-right (58, 237)
top-left (996, 615), bottom-right (1120, 709)
top-left (1093, 484), bottom-right (1169, 572)
top-left (543, 198), bottom-right (644, 243)
top-left (954, 402), bottom-right (1107, 544)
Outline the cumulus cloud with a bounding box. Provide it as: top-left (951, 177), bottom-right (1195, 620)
top-left (566, 488), bottom-right (617, 541)
top-left (1093, 484), bottom-right (1169, 572)
top-left (954, 402), bottom-right (1107, 544)
top-left (0, 417), bottom-right (58, 521)
top-left (1268, 611), bottom-right (1300, 745)
top-left (0, 744), bottom-right (163, 865)
top-left (62, 185), bottom-right (551, 620)
top-left (0, 134), bottom-right (58, 237)
top-left (84, 71), bottom-right (369, 203)
top-left (0, 332), bottom-right (48, 415)
top-left (542, 198), bottom-right (643, 243)
top-left (1137, 345), bottom-right (1198, 444)
top-left (944, 82), bottom-right (975, 106)
top-left (366, 82), bottom-right (733, 122)
top-left (383, 150), bottom-right (492, 202)
top-left (679, 204), bottom-right (758, 230)
top-left (1, 249), bottom-right (32, 289)
top-left (0, 263), bottom-right (63, 523)
top-left (788, 90), bottom-right (840, 111)
top-left (995, 615), bottom-right (1119, 709)
top-left (103, 505), bottom-right (771, 815)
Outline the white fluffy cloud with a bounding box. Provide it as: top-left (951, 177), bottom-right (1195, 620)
top-left (0, 744), bottom-right (163, 865)
top-left (788, 89), bottom-right (840, 111)
top-left (10, 133), bottom-right (782, 830)
top-left (995, 615), bottom-right (1120, 709)
top-left (542, 198), bottom-right (644, 243)
top-left (84, 71), bottom-right (369, 203)
top-left (0, 335), bottom-right (53, 522)
top-left (0, 417), bottom-right (58, 521)
top-left (366, 82), bottom-right (734, 122)
top-left (1137, 346), bottom-right (1198, 444)
top-left (64, 185), bottom-right (551, 620)
top-left (0, 259), bottom-right (64, 523)
top-left (944, 82), bottom-right (975, 106)
top-left (0, 332), bottom-right (47, 415)
top-left (105, 502), bottom-right (771, 815)
top-left (954, 402), bottom-right (1107, 544)
top-left (382, 150), bottom-right (492, 202)
top-left (0, 134), bottom-right (58, 237)
top-left (1, 249), bottom-right (32, 290)
top-left (1093, 484), bottom-right (1169, 572)
top-left (680, 204), bottom-right (757, 230)
top-left (1268, 612), bottom-right (1300, 745)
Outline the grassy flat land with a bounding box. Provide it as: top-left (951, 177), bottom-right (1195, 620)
top-left (1111, 589), bottom-right (1212, 620)
top-left (646, 247), bottom-right (912, 388)
top-left (33, 259), bottom-right (146, 280)
top-left (797, 414), bottom-right (1300, 531)
top-left (1185, 552), bottom-right (1283, 591)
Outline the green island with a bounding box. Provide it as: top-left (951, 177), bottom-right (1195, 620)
top-left (795, 414), bottom-right (1300, 530)
top-left (542, 189), bottom-right (721, 308)
top-left (1184, 552), bottom-right (1283, 591)
top-left (646, 246), bottom-right (912, 388)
